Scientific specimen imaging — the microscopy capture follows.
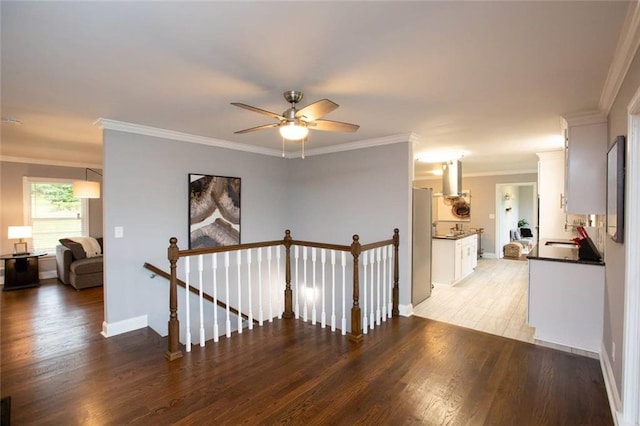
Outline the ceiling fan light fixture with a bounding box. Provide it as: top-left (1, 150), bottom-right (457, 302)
top-left (279, 121), bottom-right (308, 140)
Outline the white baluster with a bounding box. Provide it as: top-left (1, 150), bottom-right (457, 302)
top-left (225, 252), bottom-right (231, 337)
top-left (276, 245), bottom-right (282, 319)
top-left (212, 253), bottom-right (219, 342)
top-left (388, 245), bottom-right (393, 318)
top-left (257, 248), bottom-right (263, 326)
top-left (247, 249), bottom-right (253, 330)
top-left (294, 246), bottom-right (300, 319)
top-left (198, 255), bottom-right (205, 347)
top-left (185, 257), bottom-right (192, 352)
top-left (376, 247), bottom-right (382, 326)
top-left (237, 250), bottom-right (243, 334)
top-left (321, 249), bottom-right (326, 328)
top-left (267, 246), bottom-right (273, 322)
top-left (312, 247), bottom-right (317, 325)
top-left (331, 250), bottom-right (336, 332)
top-left (370, 250), bottom-right (375, 330)
top-left (382, 246), bottom-right (387, 322)
top-left (341, 252), bottom-right (346, 335)
top-left (363, 251), bottom-right (368, 334)
top-left (303, 246), bottom-right (308, 322)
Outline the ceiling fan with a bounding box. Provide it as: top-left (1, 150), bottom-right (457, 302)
top-left (231, 90), bottom-right (359, 143)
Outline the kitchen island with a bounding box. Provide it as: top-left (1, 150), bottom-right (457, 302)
top-left (432, 232), bottom-right (477, 286)
top-left (527, 240), bottom-right (605, 356)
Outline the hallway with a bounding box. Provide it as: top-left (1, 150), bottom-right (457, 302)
top-left (413, 257), bottom-right (535, 343)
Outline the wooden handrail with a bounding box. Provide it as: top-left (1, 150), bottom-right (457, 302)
top-left (164, 228), bottom-right (400, 359)
top-left (289, 239), bottom-right (351, 252)
top-left (143, 262), bottom-right (256, 323)
top-left (177, 240), bottom-right (283, 258)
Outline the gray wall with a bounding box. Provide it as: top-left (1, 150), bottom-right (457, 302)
top-left (103, 130), bottom-right (290, 331)
top-left (102, 129), bottom-right (412, 333)
top-left (0, 161), bottom-right (103, 276)
top-left (604, 45), bottom-right (640, 397)
top-left (287, 142), bottom-right (412, 307)
top-left (415, 172), bottom-right (537, 257)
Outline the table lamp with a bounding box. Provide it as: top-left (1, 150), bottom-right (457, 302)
top-left (8, 226), bottom-right (32, 255)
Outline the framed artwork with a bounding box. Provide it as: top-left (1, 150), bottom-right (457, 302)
top-left (437, 190), bottom-right (471, 222)
top-left (607, 135), bottom-right (625, 243)
top-left (189, 174), bottom-right (241, 249)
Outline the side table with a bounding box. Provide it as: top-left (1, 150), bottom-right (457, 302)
top-left (1, 253), bottom-right (47, 291)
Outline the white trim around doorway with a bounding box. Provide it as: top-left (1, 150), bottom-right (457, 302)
top-left (494, 182), bottom-right (538, 259)
top-left (616, 84), bottom-right (640, 426)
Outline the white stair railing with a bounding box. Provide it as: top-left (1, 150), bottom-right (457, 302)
top-left (161, 229), bottom-right (399, 360)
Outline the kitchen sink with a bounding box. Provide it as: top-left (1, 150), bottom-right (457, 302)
top-left (545, 241), bottom-right (577, 248)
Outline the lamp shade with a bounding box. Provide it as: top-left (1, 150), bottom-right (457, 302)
top-left (8, 225), bottom-right (32, 240)
top-left (73, 181), bottom-right (100, 198)
top-left (279, 122), bottom-right (309, 140)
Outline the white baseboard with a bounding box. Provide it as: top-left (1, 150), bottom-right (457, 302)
top-left (41, 270), bottom-right (58, 280)
top-left (601, 342), bottom-right (624, 425)
top-left (101, 315), bottom-right (148, 338)
top-left (398, 303), bottom-right (413, 317)
top-left (482, 252), bottom-right (497, 259)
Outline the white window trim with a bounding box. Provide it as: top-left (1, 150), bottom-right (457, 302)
top-left (22, 176), bottom-right (90, 251)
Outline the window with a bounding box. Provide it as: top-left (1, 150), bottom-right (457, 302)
top-left (23, 177), bottom-right (89, 253)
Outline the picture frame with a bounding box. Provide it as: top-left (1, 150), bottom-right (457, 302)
top-left (606, 135), bottom-right (625, 243)
top-left (188, 174), bottom-right (241, 249)
top-left (13, 242), bottom-right (28, 255)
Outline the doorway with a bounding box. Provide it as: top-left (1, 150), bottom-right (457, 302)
top-left (494, 182), bottom-right (537, 258)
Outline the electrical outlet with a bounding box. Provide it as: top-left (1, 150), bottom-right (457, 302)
top-left (612, 342), bottom-right (616, 362)
top-left (114, 226), bottom-right (124, 238)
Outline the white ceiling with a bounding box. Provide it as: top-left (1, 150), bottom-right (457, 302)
top-left (0, 1), bottom-right (633, 176)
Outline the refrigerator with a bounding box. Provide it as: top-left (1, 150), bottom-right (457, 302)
top-left (412, 187), bottom-right (433, 305)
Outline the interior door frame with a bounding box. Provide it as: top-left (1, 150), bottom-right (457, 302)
top-left (619, 83), bottom-right (640, 426)
top-left (494, 182), bottom-right (538, 258)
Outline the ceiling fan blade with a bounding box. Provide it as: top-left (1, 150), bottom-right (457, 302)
top-left (234, 123), bottom-right (280, 134)
top-left (309, 119), bottom-right (360, 133)
top-left (295, 99), bottom-right (339, 121)
top-left (231, 103), bottom-right (285, 120)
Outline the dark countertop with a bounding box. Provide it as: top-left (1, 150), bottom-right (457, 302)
top-left (433, 231), bottom-right (478, 241)
top-left (527, 239), bottom-right (604, 266)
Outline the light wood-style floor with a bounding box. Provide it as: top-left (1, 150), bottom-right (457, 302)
top-left (414, 257), bottom-right (536, 343)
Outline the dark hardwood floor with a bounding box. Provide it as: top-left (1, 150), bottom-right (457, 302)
top-left (1, 279), bottom-right (613, 425)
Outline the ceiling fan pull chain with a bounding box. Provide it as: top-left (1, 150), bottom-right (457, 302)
top-left (301, 136), bottom-right (306, 160)
top-left (282, 136), bottom-right (285, 158)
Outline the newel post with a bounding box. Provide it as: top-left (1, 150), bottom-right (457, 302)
top-left (349, 234), bottom-right (363, 342)
top-left (392, 228), bottom-right (400, 317)
top-left (282, 230), bottom-right (294, 319)
top-left (166, 237), bottom-right (183, 360)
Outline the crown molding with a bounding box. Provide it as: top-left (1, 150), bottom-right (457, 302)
top-left (562, 110), bottom-right (607, 127)
top-left (96, 118), bottom-right (414, 160)
top-left (414, 168), bottom-right (538, 180)
top-left (599, 1), bottom-right (640, 115)
top-left (285, 133), bottom-right (416, 159)
top-left (0, 156), bottom-right (102, 169)
top-left (96, 118), bottom-right (283, 157)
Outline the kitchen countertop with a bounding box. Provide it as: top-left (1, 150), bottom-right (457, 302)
top-left (527, 239), bottom-right (604, 266)
top-left (433, 231), bottom-right (478, 240)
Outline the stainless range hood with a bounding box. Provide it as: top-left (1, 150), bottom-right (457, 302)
top-left (442, 160), bottom-right (462, 197)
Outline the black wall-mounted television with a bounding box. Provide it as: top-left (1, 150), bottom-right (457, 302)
top-left (607, 135), bottom-right (625, 243)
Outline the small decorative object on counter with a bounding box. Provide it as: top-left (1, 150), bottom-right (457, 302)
top-left (574, 226), bottom-right (602, 262)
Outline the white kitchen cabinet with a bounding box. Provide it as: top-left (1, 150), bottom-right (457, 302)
top-left (562, 112), bottom-right (607, 215)
top-left (528, 258), bottom-right (604, 353)
top-left (537, 151), bottom-right (571, 240)
top-left (432, 233), bottom-right (477, 286)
